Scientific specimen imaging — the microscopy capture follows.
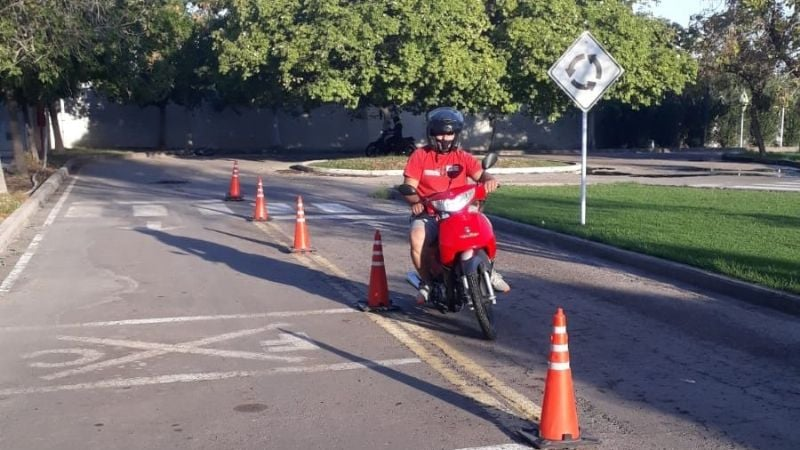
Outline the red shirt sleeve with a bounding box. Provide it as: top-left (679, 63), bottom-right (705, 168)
top-left (462, 150), bottom-right (482, 179)
top-left (403, 148), bottom-right (425, 180)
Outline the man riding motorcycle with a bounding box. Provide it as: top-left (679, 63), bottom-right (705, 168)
top-left (402, 107), bottom-right (510, 303)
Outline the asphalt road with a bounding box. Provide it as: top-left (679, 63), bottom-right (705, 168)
top-left (0, 154), bottom-right (797, 450)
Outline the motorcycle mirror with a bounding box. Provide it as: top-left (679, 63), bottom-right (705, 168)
top-left (397, 184), bottom-right (417, 196)
top-left (482, 152), bottom-right (499, 170)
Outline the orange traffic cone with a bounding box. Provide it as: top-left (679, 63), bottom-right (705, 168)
top-left (251, 177), bottom-right (269, 222)
top-left (519, 308), bottom-right (598, 448)
top-left (357, 230), bottom-right (396, 312)
top-left (290, 195), bottom-right (314, 253)
top-left (225, 161), bottom-right (244, 201)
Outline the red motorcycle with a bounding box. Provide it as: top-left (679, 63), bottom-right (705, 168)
top-left (398, 153), bottom-right (500, 340)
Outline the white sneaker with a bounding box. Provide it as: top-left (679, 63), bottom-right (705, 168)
top-left (490, 270), bottom-right (510, 293)
top-left (416, 284), bottom-right (431, 304)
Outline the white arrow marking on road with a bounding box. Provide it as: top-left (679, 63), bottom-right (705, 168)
top-left (260, 332), bottom-right (318, 352)
top-left (22, 348), bottom-right (105, 368)
top-left (0, 308), bottom-right (358, 333)
top-left (0, 358), bottom-right (422, 397)
top-left (42, 323), bottom-right (300, 380)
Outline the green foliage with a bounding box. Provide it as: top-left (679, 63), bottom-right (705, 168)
top-left (93, 1), bottom-right (197, 108)
top-left (495, 0), bottom-right (697, 120)
top-left (692, 0), bottom-right (799, 153)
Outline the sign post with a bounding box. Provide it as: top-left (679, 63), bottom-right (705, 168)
top-left (548, 31), bottom-right (624, 225)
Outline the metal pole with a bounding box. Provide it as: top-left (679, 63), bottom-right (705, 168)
top-left (580, 111), bottom-right (587, 225)
top-left (739, 106), bottom-right (745, 148)
top-left (780, 106), bottom-right (785, 148)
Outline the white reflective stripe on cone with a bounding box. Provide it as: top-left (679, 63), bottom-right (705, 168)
top-left (553, 326), bottom-right (566, 334)
top-left (372, 262), bottom-right (384, 267)
top-left (549, 362), bottom-right (570, 371)
top-left (551, 344), bottom-right (569, 352)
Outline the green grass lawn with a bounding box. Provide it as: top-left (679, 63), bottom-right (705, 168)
top-left (309, 155), bottom-right (566, 170)
top-left (486, 183), bottom-right (800, 295)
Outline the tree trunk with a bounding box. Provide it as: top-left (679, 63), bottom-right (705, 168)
top-left (22, 106), bottom-right (41, 165)
top-left (4, 91), bottom-right (28, 174)
top-left (47, 101), bottom-right (64, 153)
top-left (157, 103), bottom-right (167, 150)
top-left (749, 107), bottom-right (766, 156)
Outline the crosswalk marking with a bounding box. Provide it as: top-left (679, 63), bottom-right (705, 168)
top-left (315, 202), bottom-right (358, 213)
top-left (133, 205), bottom-right (168, 217)
top-left (194, 201), bottom-right (235, 216)
top-left (265, 202), bottom-right (293, 214)
top-left (60, 200), bottom-right (404, 222)
top-left (65, 205), bottom-right (103, 218)
top-left (693, 180), bottom-right (800, 192)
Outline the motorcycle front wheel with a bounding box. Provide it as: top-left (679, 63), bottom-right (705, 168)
top-left (466, 267), bottom-right (496, 340)
top-left (364, 143), bottom-right (379, 157)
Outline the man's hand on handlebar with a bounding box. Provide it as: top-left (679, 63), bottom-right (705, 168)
top-left (411, 202), bottom-right (426, 216)
top-left (484, 179), bottom-right (500, 194)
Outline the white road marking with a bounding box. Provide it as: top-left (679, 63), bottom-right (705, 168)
top-left (56, 334), bottom-right (306, 363)
top-left (265, 202), bottom-right (293, 214)
top-left (42, 323), bottom-right (299, 380)
top-left (260, 332), bottom-right (318, 352)
top-left (692, 181), bottom-right (800, 191)
top-left (22, 348), bottom-right (105, 368)
top-left (453, 445), bottom-right (531, 450)
top-left (0, 308), bottom-right (358, 333)
top-left (145, 221), bottom-right (161, 230)
top-left (0, 234), bottom-right (43, 293)
top-left (65, 205), bottom-right (103, 218)
top-left (0, 177), bottom-right (78, 293)
top-left (315, 203), bottom-right (358, 213)
top-left (0, 358), bottom-right (421, 397)
top-left (132, 204), bottom-right (168, 217)
top-left (194, 200), bottom-right (235, 216)
top-left (267, 213), bottom-right (400, 221)
top-left (114, 200), bottom-right (171, 205)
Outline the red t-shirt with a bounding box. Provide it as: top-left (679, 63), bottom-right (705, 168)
top-left (403, 146), bottom-right (482, 198)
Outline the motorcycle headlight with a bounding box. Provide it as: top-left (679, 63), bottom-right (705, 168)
top-left (431, 189), bottom-right (475, 212)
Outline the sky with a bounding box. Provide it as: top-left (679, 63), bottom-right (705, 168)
top-left (642, 0), bottom-right (724, 27)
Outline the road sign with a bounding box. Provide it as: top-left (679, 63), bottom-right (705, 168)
top-left (548, 31), bottom-right (624, 112)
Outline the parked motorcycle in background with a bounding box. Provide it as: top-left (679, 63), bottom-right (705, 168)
top-left (364, 129), bottom-right (417, 157)
top-left (399, 152), bottom-right (501, 340)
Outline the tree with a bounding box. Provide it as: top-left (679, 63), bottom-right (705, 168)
top-left (492, 0), bottom-right (697, 121)
top-left (693, 0), bottom-right (799, 154)
top-left (92, 0), bottom-right (197, 150)
top-left (214, 0), bottom-right (512, 115)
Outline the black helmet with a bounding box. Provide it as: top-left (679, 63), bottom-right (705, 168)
top-left (427, 107), bottom-right (464, 153)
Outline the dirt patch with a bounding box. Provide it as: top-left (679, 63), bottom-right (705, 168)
top-left (0, 168), bottom-right (57, 220)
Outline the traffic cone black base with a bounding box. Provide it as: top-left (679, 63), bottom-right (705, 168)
top-left (355, 301), bottom-right (398, 313)
top-left (518, 428), bottom-right (599, 449)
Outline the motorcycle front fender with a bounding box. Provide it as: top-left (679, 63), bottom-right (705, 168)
top-left (458, 249), bottom-right (491, 277)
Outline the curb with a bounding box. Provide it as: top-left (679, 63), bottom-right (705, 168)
top-left (488, 215), bottom-right (800, 317)
top-left (0, 160), bottom-right (79, 254)
top-left (292, 159), bottom-right (581, 177)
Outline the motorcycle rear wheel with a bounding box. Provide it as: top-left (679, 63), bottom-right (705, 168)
top-left (364, 143), bottom-right (379, 157)
top-left (467, 269), bottom-right (496, 340)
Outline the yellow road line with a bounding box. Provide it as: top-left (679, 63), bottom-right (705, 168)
top-left (255, 220), bottom-right (539, 420)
